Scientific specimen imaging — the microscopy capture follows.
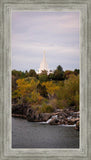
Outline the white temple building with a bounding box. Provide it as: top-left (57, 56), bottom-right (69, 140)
top-left (38, 51), bottom-right (49, 74)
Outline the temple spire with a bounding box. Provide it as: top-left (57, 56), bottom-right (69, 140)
top-left (38, 50), bottom-right (49, 74)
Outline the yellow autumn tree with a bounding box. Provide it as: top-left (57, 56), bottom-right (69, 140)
top-left (13, 78), bottom-right (43, 105)
top-left (42, 81), bottom-right (59, 97)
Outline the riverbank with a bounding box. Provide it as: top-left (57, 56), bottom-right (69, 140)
top-left (12, 104), bottom-right (79, 130)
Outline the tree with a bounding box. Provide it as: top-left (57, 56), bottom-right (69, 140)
top-left (56, 74), bottom-right (79, 110)
top-left (38, 74), bottom-right (48, 82)
top-left (25, 70), bottom-right (29, 77)
top-left (40, 70), bottom-right (48, 75)
top-left (64, 70), bottom-right (74, 79)
top-left (57, 65), bottom-right (63, 72)
top-left (12, 70), bottom-right (25, 95)
top-left (42, 81), bottom-right (59, 97)
top-left (48, 73), bottom-right (54, 80)
top-left (29, 69), bottom-right (37, 78)
top-left (37, 83), bottom-right (48, 97)
top-left (54, 65), bottom-right (64, 80)
top-left (74, 69), bottom-right (79, 76)
top-left (12, 78), bottom-right (43, 105)
top-left (12, 75), bottom-right (17, 92)
top-left (12, 70), bottom-right (25, 78)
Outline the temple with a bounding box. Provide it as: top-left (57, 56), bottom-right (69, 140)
top-left (38, 51), bottom-right (49, 74)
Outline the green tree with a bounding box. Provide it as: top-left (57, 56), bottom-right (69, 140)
top-left (12, 70), bottom-right (25, 78)
top-left (56, 74), bottom-right (79, 110)
top-left (54, 65), bottom-right (64, 80)
top-left (57, 65), bottom-right (63, 72)
top-left (48, 73), bottom-right (54, 80)
top-left (37, 83), bottom-right (48, 97)
top-left (29, 69), bottom-right (37, 78)
top-left (74, 69), bottom-right (79, 76)
top-left (25, 70), bottom-right (29, 77)
top-left (41, 70), bottom-right (48, 75)
top-left (38, 73), bottom-right (48, 82)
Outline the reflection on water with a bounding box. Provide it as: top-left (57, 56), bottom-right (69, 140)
top-left (12, 117), bottom-right (79, 148)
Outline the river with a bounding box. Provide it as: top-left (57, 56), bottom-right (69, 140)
top-left (12, 117), bottom-right (79, 148)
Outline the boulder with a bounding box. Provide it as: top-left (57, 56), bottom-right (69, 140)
top-left (40, 113), bottom-right (52, 121)
top-left (12, 114), bottom-right (26, 119)
top-left (12, 104), bottom-right (28, 115)
top-left (75, 121), bottom-right (79, 131)
top-left (49, 118), bottom-right (59, 125)
top-left (26, 108), bottom-right (40, 122)
top-left (70, 118), bottom-right (79, 123)
top-left (26, 109), bottom-right (52, 122)
top-left (67, 119), bottom-right (74, 125)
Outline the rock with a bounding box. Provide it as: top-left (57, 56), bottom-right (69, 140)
top-left (40, 113), bottom-right (52, 121)
top-left (12, 104), bottom-right (28, 115)
top-left (56, 109), bottom-right (63, 112)
top-left (49, 118), bottom-right (59, 125)
top-left (70, 118), bottom-right (79, 123)
top-left (26, 108), bottom-right (40, 122)
top-left (68, 120), bottom-right (74, 125)
top-left (26, 108), bottom-right (35, 121)
top-left (75, 121), bottom-right (79, 131)
top-left (58, 115), bottom-right (63, 119)
top-left (12, 104), bottom-right (80, 128)
top-left (26, 109), bottom-right (52, 122)
top-left (12, 114), bottom-right (26, 119)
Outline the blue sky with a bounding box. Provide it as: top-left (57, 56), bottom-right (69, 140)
top-left (12, 11), bottom-right (80, 72)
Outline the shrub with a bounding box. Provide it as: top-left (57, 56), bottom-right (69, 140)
top-left (40, 103), bottom-right (54, 113)
top-left (39, 74), bottom-right (48, 82)
top-left (37, 83), bottom-right (48, 98)
top-left (56, 75), bottom-right (79, 110)
top-left (49, 98), bottom-right (57, 109)
top-left (74, 91), bottom-right (79, 110)
top-left (57, 99), bottom-right (68, 109)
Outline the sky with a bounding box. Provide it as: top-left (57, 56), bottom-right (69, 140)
top-left (12, 11), bottom-right (80, 72)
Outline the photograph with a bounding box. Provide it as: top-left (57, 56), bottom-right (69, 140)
top-left (12, 11), bottom-right (80, 148)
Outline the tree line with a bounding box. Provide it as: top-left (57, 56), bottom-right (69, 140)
top-left (12, 65), bottom-right (79, 90)
top-left (12, 65), bottom-right (79, 112)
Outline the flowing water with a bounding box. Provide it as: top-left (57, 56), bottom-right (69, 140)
top-left (12, 117), bottom-right (79, 148)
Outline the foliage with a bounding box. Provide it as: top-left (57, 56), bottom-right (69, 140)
top-left (13, 78), bottom-right (43, 105)
top-left (37, 83), bottom-right (48, 97)
top-left (54, 65), bottom-right (64, 80)
top-left (49, 98), bottom-right (57, 109)
top-left (48, 73), bottom-right (54, 80)
top-left (74, 69), bottom-right (79, 76)
top-left (12, 75), bottom-right (17, 92)
top-left (25, 70), bottom-right (29, 77)
top-left (12, 70), bottom-right (25, 78)
top-left (40, 70), bottom-right (48, 75)
top-left (57, 65), bottom-right (63, 72)
top-left (28, 69), bottom-right (37, 78)
top-left (64, 70), bottom-right (74, 79)
top-left (38, 74), bottom-right (48, 82)
top-left (57, 99), bottom-right (68, 109)
top-left (12, 66), bottom-right (79, 112)
top-left (42, 81), bottom-right (60, 97)
top-left (56, 74), bottom-right (79, 109)
top-left (40, 103), bottom-right (54, 113)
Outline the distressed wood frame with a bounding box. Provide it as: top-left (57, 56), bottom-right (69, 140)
top-left (0, 0), bottom-right (91, 160)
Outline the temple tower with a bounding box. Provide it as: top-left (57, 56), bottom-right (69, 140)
top-left (38, 51), bottom-right (49, 74)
